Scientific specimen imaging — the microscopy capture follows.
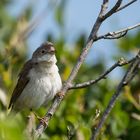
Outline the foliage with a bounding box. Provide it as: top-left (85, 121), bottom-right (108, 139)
top-left (0, 1), bottom-right (140, 140)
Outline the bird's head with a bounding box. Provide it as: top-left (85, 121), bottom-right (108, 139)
top-left (32, 42), bottom-right (57, 64)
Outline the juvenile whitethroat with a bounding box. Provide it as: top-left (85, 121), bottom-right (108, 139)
top-left (8, 42), bottom-right (62, 112)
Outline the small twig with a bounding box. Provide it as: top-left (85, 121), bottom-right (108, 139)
top-left (116, 0), bottom-right (137, 12)
top-left (101, 0), bottom-right (137, 21)
top-left (91, 50), bottom-right (140, 140)
top-left (69, 57), bottom-right (135, 90)
top-left (131, 113), bottom-right (140, 121)
top-left (102, 0), bottom-right (123, 21)
top-left (88, 0), bottom-right (109, 40)
top-left (26, 112), bottom-right (36, 139)
top-left (99, 0), bottom-right (109, 17)
top-left (95, 22), bottom-right (140, 41)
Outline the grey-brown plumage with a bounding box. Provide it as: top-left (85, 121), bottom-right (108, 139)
top-left (8, 60), bottom-right (33, 109)
top-left (9, 42), bottom-right (62, 111)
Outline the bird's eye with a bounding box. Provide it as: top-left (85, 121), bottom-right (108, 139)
top-left (41, 50), bottom-right (45, 53)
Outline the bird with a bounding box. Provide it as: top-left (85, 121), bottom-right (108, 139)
top-left (8, 41), bottom-right (62, 112)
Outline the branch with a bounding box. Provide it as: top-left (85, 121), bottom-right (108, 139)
top-left (34, 0), bottom-right (110, 138)
top-left (91, 50), bottom-right (140, 140)
top-left (116, 0), bottom-right (137, 12)
top-left (95, 22), bottom-right (140, 41)
top-left (34, 0), bottom-right (140, 138)
top-left (99, 0), bottom-right (109, 17)
top-left (102, 0), bottom-right (137, 21)
top-left (69, 57), bottom-right (135, 90)
top-left (102, 0), bottom-right (123, 21)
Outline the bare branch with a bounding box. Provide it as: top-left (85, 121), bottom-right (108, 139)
top-left (88, 0), bottom-right (109, 39)
top-left (34, 0), bottom-right (140, 138)
top-left (95, 22), bottom-right (140, 41)
top-left (99, 0), bottom-right (109, 17)
top-left (102, 0), bottom-right (123, 20)
top-left (116, 0), bottom-right (137, 12)
top-left (91, 50), bottom-right (140, 140)
top-left (69, 57), bottom-right (135, 90)
top-left (102, 0), bottom-right (137, 21)
top-left (34, 0), bottom-right (111, 138)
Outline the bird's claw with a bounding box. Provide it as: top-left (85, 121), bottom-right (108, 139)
top-left (56, 92), bottom-right (65, 99)
top-left (39, 117), bottom-right (48, 127)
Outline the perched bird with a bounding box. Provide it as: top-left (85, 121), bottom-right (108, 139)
top-left (8, 42), bottom-right (62, 112)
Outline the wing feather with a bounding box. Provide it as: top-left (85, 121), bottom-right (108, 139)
top-left (8, 60), bottom-right (34, 109)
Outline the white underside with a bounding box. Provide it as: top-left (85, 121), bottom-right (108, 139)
top-left (14, 64), bottom-right (62, 110)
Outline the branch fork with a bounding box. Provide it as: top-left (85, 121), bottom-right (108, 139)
top-left (33, 0), bottom-right (140, 139)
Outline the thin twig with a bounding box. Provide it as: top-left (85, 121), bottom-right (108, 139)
top-left (102, 0), bottom-right (123, 21)
top-left (95, 22), bottom-right (140, 41)
top-left (69, 57), bottom-right (135, 90)
top-left (99, 0), bottom-right (109, 17)
top-left (26, 112), bottom-right (35, 138)
top-left (91, 50), bottom-right (140, 140)
top-left (116, 0), bottom-right (137, 12)
top-left (102, 0), bottom-right (137, 21)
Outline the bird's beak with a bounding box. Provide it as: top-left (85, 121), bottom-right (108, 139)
top-left (49, 47), bottom-right (55, 54)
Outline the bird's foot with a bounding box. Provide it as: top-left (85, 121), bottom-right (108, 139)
top-left (56, 92), bottom-right (65, 99)
top-left (33, 112), bottom-right (41, 120)
top-left (39, 117), bottom-right (48, 127)
top-left (33, 112), bottom-right (48, 127)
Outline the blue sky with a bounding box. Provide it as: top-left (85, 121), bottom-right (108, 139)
top-left (7, 0), bottom-right (140, 76)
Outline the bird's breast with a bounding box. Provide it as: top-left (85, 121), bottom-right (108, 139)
top-left (14, 65), bottom-right (62, 110)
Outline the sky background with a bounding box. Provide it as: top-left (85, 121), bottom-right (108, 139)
top-left (7, 0), bottom-right (140, 77)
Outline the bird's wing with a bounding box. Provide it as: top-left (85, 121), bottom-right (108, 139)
top-left (8, 60), bottom-right (34, 109)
